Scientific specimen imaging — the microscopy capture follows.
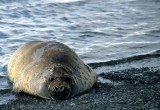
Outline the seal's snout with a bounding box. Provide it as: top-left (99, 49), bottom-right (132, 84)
top-left (48, 77), bottom-right (72, 100)
top-left (49, 86), bottom-right (71, 100)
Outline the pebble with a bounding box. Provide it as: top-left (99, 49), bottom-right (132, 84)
top-left (81, 100), bottom-right (89, 104)
top-left (70, 102), bottom-right (75, 107)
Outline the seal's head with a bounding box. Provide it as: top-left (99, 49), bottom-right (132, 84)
top-left (46, 66), bottom-right (74, 100)
top-left (48, 76), bottom-right (73, 99)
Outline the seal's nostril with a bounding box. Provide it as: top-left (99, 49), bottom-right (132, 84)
top-left (49, 86), bottom-right (71, 99)
top-left (52, 86), bottom-right (65, 92)
top-left (59, 87), bottom-right (64, 92)
top-left (54, 86), bottom-right (58, 91)
top-left (54, 87), bottom-right (65, 92)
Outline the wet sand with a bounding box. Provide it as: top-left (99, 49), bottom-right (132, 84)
top-left (0, 67), bottom-right (160, 110)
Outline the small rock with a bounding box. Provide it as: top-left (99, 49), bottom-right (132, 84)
top-left (20, 105), bottom-right (25, 109)
top-left (70, 102), bottom-right (75, 107)
top-left (82, 100), bottom-right (89, 104)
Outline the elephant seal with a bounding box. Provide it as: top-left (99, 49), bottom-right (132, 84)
top-left (8, 41), bottom-right (97, 100)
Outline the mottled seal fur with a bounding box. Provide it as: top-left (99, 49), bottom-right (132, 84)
top-left (8, 41), bottom-right (97, 99)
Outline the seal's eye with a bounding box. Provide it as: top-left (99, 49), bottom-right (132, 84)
top-left (49, 78), bottom-right (54, 81)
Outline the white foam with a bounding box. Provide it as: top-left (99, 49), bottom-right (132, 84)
top-left (98, 77), bottom-right (123, 86)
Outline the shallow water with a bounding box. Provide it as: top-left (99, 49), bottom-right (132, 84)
top-left (0, 0), bottom-right (160, 104)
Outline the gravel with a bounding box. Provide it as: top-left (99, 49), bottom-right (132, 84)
top-left (0, 67), bottom-right (160, 110)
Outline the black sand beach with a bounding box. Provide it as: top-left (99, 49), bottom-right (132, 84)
top-left (1, 67), bottom-right (160, 110)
